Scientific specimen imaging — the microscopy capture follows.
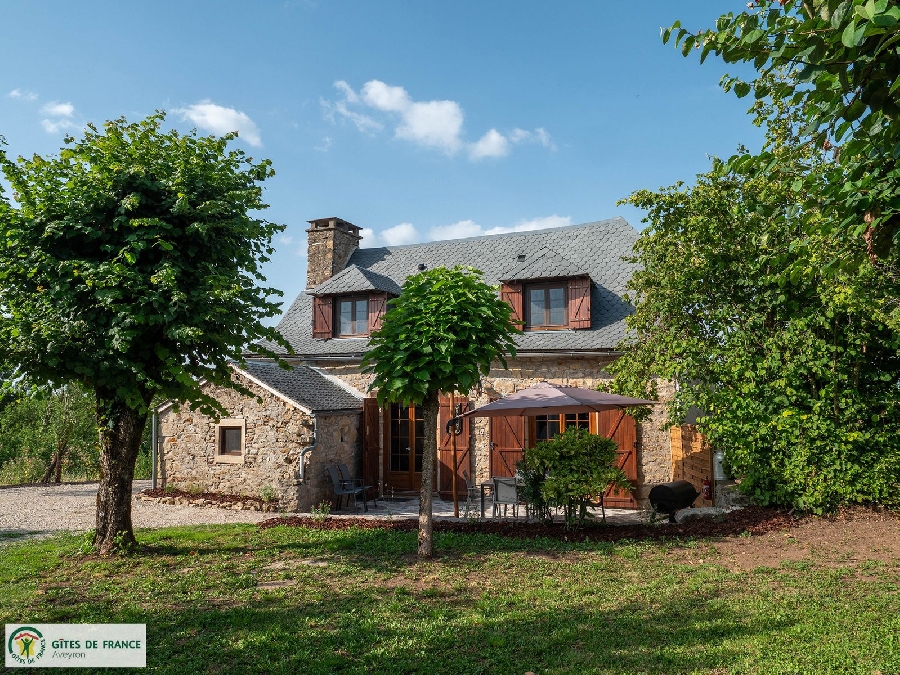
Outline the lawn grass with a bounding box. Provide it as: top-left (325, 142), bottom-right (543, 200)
top-left (0, 523), bottom-right (897, 674)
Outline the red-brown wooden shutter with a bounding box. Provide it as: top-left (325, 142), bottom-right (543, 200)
top-left (312, 295), bottom-right (333, 339)
top-left (362, 398), bottom-right (381, 490)
top-left (489, 415), bottom-right (526, 478)
top-left (438, 395), bottom-right (471, 498)
top-left (367, 292), bottom-right (389, 335)
top-left (596, 410), bottom-right (638, 508)
top-left (567, 276), bottom-right (591, 329)
top-left (500, 282), bottom-right (523, 326)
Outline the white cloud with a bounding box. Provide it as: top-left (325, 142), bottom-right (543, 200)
top-left (314, 135), bottom-right (332, 152)
top-left (333, 80), bottom-right (359, 104)
top-left (360, 80), bottom-right (464, 154)
top-left (41, 101), bottom-right (75, 117)
top-left (40, 118), bottom-right (77, 133)
top-left (173, 100), bottom-right (262, 146)
top-left (381, 222), bottom-right (420, 246)
top-left (469, 129), bottom-right (510, 160)
top-left (321, 97), bottom-right (382, 134)
top-left (39, 100), bottom-right (77, 134)
top-left (428, 219), bottom-right (484, 241)
top-left (360, 215), bottom-right (572, 248)
top-left (484, 215), bottom-right (571, 235)
top-left (324, 79), bottom-right (553, 161)
top-left (9, 88), bottom-right (38, 101)
top-left (509, 126), bottom-right (557, 150)
top-left (278, 234), bottom-right (294, 246)
top-left (361, 80), bottom-right (409, 112)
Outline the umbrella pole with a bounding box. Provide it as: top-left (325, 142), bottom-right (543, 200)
top-left (451, 391), bottom-right (459, 518)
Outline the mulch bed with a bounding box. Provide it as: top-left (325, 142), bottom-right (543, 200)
top-left (141, 487), bottom-right (273, 508)
top-left (257, 506), bottom-right (795, 543)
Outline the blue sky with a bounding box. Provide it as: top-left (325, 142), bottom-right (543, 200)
top-left (1, 1), bottom-right (762, 316)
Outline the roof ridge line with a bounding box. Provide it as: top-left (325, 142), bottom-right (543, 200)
top-left (308, 366), bottom-right (365, 400)
top-left (359, 217), bottom-right (628, 251)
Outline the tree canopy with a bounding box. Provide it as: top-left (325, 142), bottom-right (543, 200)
top-left (611, 103), bottom-right (900, 512)
top-left (363, 266), bottom-right (520, 556)
top-left (666, 0), bottom-right (900, 268)
top-left (0, 113), bottom-right (287, 552)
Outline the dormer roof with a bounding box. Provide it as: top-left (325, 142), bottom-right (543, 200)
top-left (499, 246), bottom-right (587, 282)
top-left (308, 264), bottom-right (402, 296)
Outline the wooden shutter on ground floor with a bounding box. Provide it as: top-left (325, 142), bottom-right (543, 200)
top-left (500, 282), bottom-right (523, 326)
top-left (362, 398), bottom-right (381, 491)
top-left (489, 415), bottom-right (526, 478)
top-left (567, 276), bottom-right (591, 329)
top-left (312, 295), bottom-right (333, 339)
top-left (596, 409), bottom-right (638, 508)
top-left (367, 292), bottom-right (389, 334)
top-left (438, 395), bottom-right (471, 497)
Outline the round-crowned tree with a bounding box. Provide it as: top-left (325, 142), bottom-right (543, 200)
top-left (0, 113), bottom-right (288, 553)
top-left (362, 266), bottom-right (520, 558)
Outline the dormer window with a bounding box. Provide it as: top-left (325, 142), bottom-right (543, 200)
top-left (310, 265), bottom-right (400, 340)
top-left (526, 282), bottom-right (568, 329)
top-left (337, 296), bottom-right (369, 336)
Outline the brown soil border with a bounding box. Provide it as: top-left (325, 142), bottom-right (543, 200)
top-left (141, 487), bottom-right (276, 508)
top-left (258, 506), bottom-right (795, 543)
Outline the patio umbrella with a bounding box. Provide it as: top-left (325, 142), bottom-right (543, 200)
top-left (458, 381), bottom-right (658, 418)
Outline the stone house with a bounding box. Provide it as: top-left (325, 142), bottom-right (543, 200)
top-left (160, 216), bottom-right (673, 510)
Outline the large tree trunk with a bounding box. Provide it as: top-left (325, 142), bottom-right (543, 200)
top-left (94, 387), bottom-right (152, 554)
top-left (418, 391), bottom-right (440, 559)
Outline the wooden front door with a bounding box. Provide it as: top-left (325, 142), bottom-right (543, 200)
top-left (490, 415), bottom-right (526, 478)
top-left (438, 396), bottom-right (470, 498)
top-left (383, 403), bottom-right (425, 491)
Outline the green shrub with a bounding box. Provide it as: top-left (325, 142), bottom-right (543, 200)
top-left (523, 427), bottom-right (631, 529)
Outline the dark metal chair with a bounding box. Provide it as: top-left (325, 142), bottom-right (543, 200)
top-left (337, 463), bottom-right (377, 509)
top-left (327, 465), bottom-right (368, 512)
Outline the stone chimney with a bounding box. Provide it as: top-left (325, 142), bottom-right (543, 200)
top-left (305, 217), bottom-right (362, 289)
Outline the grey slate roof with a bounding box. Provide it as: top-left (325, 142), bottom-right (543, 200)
top-left (309, 264), bottom-right (402, 296)
top-left (238, 360), bottom-right (362, 411)
top-left (263, 218), bottom-right (639, 357)
top-left (499, 246), bottom-right (587, 281)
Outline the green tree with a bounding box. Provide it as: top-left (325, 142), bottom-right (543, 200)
top-left (666, 1), bottom-right (900, 271)
top-left (612, 104), bottom-right (900, 512)
top-left (0, 114), bottom-right (287, 553)
top-left (362, 266), bottom-right (520, 557)
top-left (0, 385), bottom-right (98, 484)
top-left (523, 427), bottom-right (630, 529)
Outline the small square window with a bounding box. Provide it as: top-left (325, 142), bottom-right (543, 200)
top-left (215, 419), bottom-right (245, 464)
top-left (220, 427), bottom-right (242, 454)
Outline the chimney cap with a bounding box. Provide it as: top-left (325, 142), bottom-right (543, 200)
top-left (306, 217), bottom-right (362, 236)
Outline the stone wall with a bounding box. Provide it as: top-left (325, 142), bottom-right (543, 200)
top-left (158, 373), bottom-right (361, 512)
top-left (310, 354), bottom-right (674, 506)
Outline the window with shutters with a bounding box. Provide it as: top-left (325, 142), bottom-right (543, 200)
top-left (313, 292), bottom-right (391, 339)
top-left (525, 282), bottom-right (568, 329)
top-left (503, 276), bottom-right (591, 331)
top-left (335, 296), bottom-right (369, 336)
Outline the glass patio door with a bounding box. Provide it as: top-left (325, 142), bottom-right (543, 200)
top-left (385, 403), bottom-right (425, 491)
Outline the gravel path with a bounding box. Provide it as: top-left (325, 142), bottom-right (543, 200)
top-left (0, 481), bottom-right (270, 539)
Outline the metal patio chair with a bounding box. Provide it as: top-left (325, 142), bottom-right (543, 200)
top-left (492, 477), bottom-right (520, 519)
